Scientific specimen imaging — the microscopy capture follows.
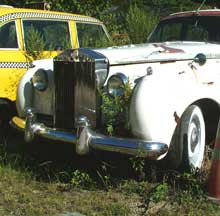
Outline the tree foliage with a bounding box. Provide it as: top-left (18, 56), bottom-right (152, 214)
top-left (1, 0), bottom-right (218, 44)
top-left (125, 4), bottom-right (158, 43)
top-left (3, 0), bottom-right (216, 14)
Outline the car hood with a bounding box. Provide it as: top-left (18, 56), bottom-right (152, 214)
top-left (96, 42), bottom-right (220, 65)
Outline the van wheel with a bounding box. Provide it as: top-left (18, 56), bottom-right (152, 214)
top-left (179, 105), bottom-right (205, 170)
top-left (0, 103), bottom-right (12, 144)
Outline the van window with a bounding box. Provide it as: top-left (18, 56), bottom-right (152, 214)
top-left (22, 20), bottom-right (71, 51)
top-left (76, 22), bottom-right (110, 48)
top-left (0, 21), bottom-right (18, 48)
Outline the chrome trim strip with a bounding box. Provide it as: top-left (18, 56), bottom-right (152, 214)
top-left (10, 110), bottom-right (168, 160)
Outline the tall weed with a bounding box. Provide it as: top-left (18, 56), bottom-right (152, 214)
top-left (126, 4), bottom-right (159, 44)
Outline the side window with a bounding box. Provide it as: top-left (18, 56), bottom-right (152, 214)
top-left (76, 22), bottom-right (110, 48)
top-left (22, 20), bottom-right (71, 51)
top-left (0, 21), bottom-right (18, 48)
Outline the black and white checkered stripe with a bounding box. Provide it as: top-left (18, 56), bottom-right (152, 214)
top-left (0, 62), bottom-right (33, 68)
top-left (0, 12), bottom-right (100, 23)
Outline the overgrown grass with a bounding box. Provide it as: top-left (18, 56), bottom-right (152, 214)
top-left (0, 129), bottom-right (220, 215)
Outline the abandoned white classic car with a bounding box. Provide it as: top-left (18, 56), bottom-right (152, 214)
top-left (11, 9), bottom-right (220, 170)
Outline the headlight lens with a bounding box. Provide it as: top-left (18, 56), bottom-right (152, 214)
top-left (107, 73), bottom-right (128, 96)
top-left (32, 69), bottom-right (48, 91)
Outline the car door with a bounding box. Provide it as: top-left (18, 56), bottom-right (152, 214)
top-left (0, 19), bottom-right (28, 101)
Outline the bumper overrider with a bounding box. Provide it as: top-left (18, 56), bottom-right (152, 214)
top-left (10, 108), bottom-right (168, 160)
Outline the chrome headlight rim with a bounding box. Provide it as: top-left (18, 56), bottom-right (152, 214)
top-left (96, 59), bottom-right (109, 88)
top-left (107, 73), bottom-right (128, 97)
top-left (31, 69), bottom-right (48, 92)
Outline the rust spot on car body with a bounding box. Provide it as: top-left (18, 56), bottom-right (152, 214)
top-left (174, 111), bottom-right (180, 124)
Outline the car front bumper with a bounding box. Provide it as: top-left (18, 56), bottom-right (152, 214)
top-left (10, 108), bottom-right (168, 160)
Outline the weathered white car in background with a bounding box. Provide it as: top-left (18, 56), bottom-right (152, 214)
top-left (11, 9), bottom-right (220, 170)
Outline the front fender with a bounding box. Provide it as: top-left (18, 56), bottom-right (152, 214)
top-left (16, 59), bottom-right (54, 117)
top-left (129, 63), bottom-right (200, 147)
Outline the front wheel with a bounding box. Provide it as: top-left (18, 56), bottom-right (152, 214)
top-left (161, 105), bottom-right (205, 171)
top-left (179, 105), bottom-right (206, 170)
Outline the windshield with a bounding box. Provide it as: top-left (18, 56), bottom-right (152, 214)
top-left (148, 16), bottom-right (220, 43)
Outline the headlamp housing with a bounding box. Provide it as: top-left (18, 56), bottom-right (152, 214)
top-left (107, 73), bottom-right (128, 96)
top-left (32, 69), bottom-right (48, 91)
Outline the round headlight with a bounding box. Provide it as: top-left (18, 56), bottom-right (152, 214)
top-left (32, 69), bottom-right (48, 91)
top-left (107, 73), bottom-right (128, 96)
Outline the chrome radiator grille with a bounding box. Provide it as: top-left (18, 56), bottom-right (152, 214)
top-left (54, 60), bottom-right (75, 129)
top-left (53, 49), bottom-right (108, 130)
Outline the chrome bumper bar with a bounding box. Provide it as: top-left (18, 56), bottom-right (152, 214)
top-left (10, 108), bottom-right (168, 160)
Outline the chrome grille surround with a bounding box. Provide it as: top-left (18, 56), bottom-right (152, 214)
top-left (53, 48), bottom-right (108, 130)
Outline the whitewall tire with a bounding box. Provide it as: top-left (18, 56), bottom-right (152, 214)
top-left (161, 105), bottom-right (206, 171)
top-left (179, 105), bottom-right (205, 169)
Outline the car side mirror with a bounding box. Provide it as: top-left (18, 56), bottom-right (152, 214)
top-left (194, 53), bottom-right (206, 66)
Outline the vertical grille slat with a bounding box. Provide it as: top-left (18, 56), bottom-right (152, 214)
top-left (74, 60), bottom-right (96, 127)
top-left (54, 61), bottom-right (75, 129)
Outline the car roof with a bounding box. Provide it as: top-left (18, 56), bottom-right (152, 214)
top-left (0, 5), bottom-right (102, 24)
top-left (162, 9), bottom-right (220, 21)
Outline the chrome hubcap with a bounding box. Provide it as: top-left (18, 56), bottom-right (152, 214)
top-left (189, 116), bottom-right (201, 155)
top-left (190, 126), bottom-right (199, 152)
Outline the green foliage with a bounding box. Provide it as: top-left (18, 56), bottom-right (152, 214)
top-left (71, 169), bottom-right (94, 188)
top-left (43, 23), bottom-right (71, 50)
top-left (101, 81), bottom-right (132, 136)
top-left (101, 202), bottom-right (130, 216)
top-left (174, 169), bottom-right (206, 197)
top-left (3, 0), bottom-right (214, 47)
top-left (96, 162), bottom-right (112, 190)
top-left (77, 22), bottom-right (114, 48)
top-left (126, 4), bottom-right (159, 44)
top-left (80, 34), bottom-right (113, 48)
top-left (47, 0), bottom-right (126, 44)
top-left (1, 132), bottom-right (220, 215)
top-left (145, 0), bottom-right (210, 15)
top-left (119, 179), bottom-right (149, 195)
top-left (129, 150), bottom-right (146, 181)
top-left (25, 25), bottom-right (45, 60)
top-left (150, 183), bottom-right (169, 203)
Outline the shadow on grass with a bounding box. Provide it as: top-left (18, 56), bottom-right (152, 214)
top-left (0, 127), bottom-right (210, 191)
top-left (1, 127), bottom-right (157, 184)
